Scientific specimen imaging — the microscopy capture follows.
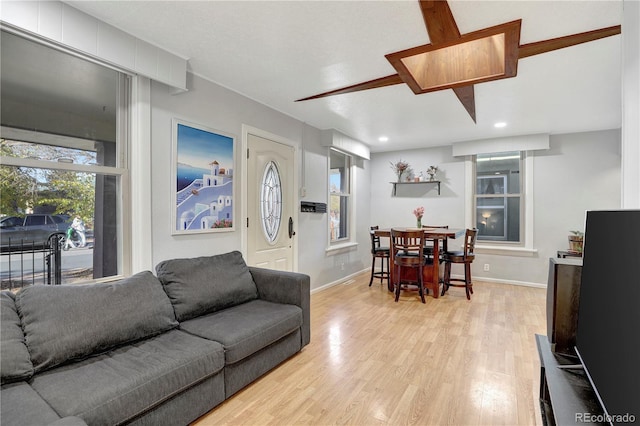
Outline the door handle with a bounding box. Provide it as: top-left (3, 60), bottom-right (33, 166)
top-left (288, 217), bottom-right (296, 238)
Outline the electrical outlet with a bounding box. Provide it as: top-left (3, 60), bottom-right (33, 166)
top-left (483, 264), bottom-right (490, 272)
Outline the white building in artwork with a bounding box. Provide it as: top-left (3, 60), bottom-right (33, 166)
top-left (177, 159), bottom-right (233, 231)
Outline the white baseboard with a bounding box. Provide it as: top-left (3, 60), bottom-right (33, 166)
top-left (454, 274), bottom-right (546, 288)
top-left (311, 269), bottom-right (546, 295)
top-left (311, 268), bottom-right (371, 294)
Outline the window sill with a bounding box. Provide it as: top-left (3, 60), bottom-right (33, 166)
top-left (326, 242), bottom-right (358, 255)
top-left (474, 244), bottom-right (538, 257)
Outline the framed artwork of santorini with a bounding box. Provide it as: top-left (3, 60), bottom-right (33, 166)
top-left (171, 119), bottom-right (235, 235)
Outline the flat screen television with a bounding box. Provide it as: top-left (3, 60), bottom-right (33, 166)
top-left (575, 210), bottom-right (640, 425)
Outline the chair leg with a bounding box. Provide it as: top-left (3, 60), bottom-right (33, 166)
top-left (464, 262), bottom-right (472, 300)
top-left (441, 262), bottom-right (451, 296)
top-left (385, 256), bottom-right (390, 287)
top-left (369, 255), bottom-right (376, 286)
top-left (394, 264), bottom-right (401, 302)
top-left (379, 256), bottom-right (384, 283)
top-left (418, 266), bottom-right (425, 304)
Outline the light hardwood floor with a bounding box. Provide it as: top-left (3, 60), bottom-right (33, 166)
top-left (193, 272), bottom-right (547, 425)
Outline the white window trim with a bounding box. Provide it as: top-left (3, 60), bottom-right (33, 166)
top-left (129, 76), bottom-right (152, 274)
top-left (465, 153), bottom-right (537, 256)
top-left (327, 148), bottom-right (356, 250)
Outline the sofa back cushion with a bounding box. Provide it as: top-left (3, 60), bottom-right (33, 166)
top-left (156, 251), bottom-right (258, 322)
top-left (1, 291), bottom-right (34, 384)
top-left (15, 271), bottom-right (178, 373)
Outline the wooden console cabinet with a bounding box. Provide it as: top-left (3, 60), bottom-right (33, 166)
top-left (536, 335), bottom-right (605, 425)
top-left (547, 257), bottom-right (582, 355)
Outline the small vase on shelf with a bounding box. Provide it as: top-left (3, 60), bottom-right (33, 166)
top-left (416, 218), bottom-right (422, 228)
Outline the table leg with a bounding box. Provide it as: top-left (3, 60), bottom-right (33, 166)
top-left (430, 239), bottom-right (440, 298)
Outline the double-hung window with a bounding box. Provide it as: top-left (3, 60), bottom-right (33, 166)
top-left (329, 149), bottom-right (352, 243)
top-left (0, 30), bottom-right (129, 285)
top-left (474, 151), bottom-right (523, 243)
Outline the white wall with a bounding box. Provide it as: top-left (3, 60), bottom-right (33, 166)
top-left (370, 129), bottom-right (621, 286)
top-left (150, 73), bottom-right (301, 264)
top-left (149, 73), bottom-right (371, 290)
top-left (370, 146), bottom-right (467, 230)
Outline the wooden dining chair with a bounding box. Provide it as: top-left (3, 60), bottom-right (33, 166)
top-left (441, 228), bottom-right (478, 300)
top-left (369, 226), bottom-right (390, 287)
top-left (390, 228), bottom-right (428, 303)
top-left (422, 225), bottom-right (448, 261)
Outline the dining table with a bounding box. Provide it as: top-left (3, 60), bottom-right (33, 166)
top-left (373, 227), bottom-right (465, 298)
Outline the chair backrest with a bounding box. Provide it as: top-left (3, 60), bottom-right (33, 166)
top-left (463, 228), bottom-right (478, 259)
top-left (390, 228), bottom-right (426, 265)
top-left (370, 226), bottom-right (381, 253)
top-left (423, 225), bottom-right (449, 252)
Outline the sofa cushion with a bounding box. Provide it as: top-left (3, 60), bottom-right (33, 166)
top-left (180, 299), bottom-right (303, 364)
top-left (156, 251), bottom-right (258, 321)
top-left (15, 271), bottom-right (178, 373)
top-left (0, 382), bottom-right (62, 426)
top-left (0, 291), bottom-right (34, 384)
top-left (29, 329), bottom-right (225, 425)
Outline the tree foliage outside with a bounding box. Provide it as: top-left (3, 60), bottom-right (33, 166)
top-left (0, 139), bottom-right (96, 228)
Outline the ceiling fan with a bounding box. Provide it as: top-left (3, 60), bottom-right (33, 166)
top-left (296, 0), bottom-right (621, 123)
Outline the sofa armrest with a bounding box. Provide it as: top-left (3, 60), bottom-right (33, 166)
top-left (249, 267), bottom-right (310, 347)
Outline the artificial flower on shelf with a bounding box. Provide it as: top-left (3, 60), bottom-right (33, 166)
top-left (390, 159), bottom-right (412, 182)
top-left (413, 206), bottom-right (425, 228)
top-left (426, 165), bottom-right (439, 181)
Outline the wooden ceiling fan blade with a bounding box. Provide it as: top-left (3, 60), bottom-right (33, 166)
top-left (419, 0), bottom-right (461, 44)
top-left (295, 74), bottom-right (404, 102)
top-left (452, 86), bottom-right (476, 123)
top-left (518, 25), bottom-right (621, 59)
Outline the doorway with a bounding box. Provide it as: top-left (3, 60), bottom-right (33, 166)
top-left (246, 132), bottom-right (296, 271)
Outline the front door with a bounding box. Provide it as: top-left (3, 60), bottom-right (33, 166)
top-left (246, 133), bottom-right (295, 270)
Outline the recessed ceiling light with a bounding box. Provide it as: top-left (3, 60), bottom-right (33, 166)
top-left (378, 136), bottom-right (389, 142)
top-left (494, 122), bottom-right (507, 128)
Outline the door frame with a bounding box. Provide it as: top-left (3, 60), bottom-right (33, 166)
top-left (240, 124), bottom-right (299, 272)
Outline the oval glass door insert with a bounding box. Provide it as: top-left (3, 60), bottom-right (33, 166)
top-left (260, 161), bottom-right (282, 243)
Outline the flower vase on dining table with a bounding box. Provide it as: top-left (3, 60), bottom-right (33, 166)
top-left (413, 206), bottom-right (425, 229)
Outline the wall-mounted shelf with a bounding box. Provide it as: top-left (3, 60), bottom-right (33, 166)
top-left (390, 180), bottom-right (441, 196)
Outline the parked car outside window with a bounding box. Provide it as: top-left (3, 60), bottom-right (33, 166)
top-left (0, 214), bottom-right (71, 251)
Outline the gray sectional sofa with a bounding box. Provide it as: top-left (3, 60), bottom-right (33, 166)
top-left (0, 251), bottom-right (310, 426)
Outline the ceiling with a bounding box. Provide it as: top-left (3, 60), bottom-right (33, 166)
top-left (64, 0), bottom-right (623, 153)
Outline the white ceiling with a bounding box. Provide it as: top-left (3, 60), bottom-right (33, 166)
top-left (65, 0), bottom-right (623, 153)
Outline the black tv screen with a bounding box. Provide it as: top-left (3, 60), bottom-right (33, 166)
top-left (575, 210), bottom-right (640, 425)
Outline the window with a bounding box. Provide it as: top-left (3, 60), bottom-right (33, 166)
top-left (474, 151), bottom-right (523, 242)
top-left (1, 31), bottom-right (129, 285)
top-left (260, 161), bottom-right (282, 243)
top-left (329, 149), bottom-right (352, 243)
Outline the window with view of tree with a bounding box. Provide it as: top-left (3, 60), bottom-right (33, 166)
top-left (0, 30), bottom-right (128, 288)
top-left (329, 149), bottom-right (351, 243)
top-left (474, 151), bottom-right (523, 242)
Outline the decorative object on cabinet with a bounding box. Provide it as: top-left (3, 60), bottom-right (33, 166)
top-left (567, 230), bottom-right (584, 254)
top-left (390, 181), bottom-right (441, 196)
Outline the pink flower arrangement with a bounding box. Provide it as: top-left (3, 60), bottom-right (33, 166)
top-left (413, 206), bottom-right (425, 219)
